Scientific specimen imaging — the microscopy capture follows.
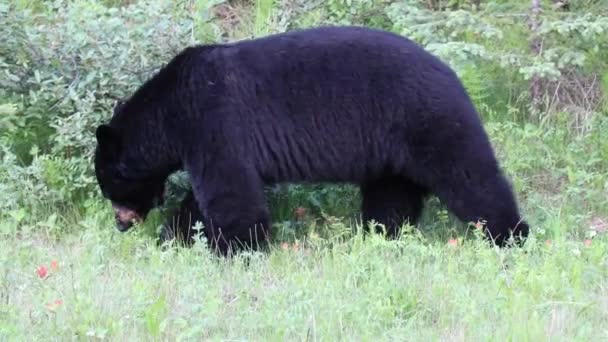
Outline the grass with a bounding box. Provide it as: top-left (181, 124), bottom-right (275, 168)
top-left (1, 216), bottom-right (607, 340)
top-left (1, 118), bottom-right (608, 340)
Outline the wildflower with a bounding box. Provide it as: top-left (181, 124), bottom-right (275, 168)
top-left (583, 239), bottom-right (592, 247)
top-left (37, 265), bottom-right (48, 279)
top-left (280, 242), bottom-right (290, 250)
top-left (545, 240), bottom-right (552, 247)
top-left (447, 238), bottom-right (458, 247)
top-left (50, 259), bottom-right (59, 271)
top-left (45, 299), bottom-right (63, 311)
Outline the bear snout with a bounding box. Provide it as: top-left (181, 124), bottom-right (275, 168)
top-left (112, 205), bottom-right (142, 232)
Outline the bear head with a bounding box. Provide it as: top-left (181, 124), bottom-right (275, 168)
top-left (94, 102), bottom-right (167, 232)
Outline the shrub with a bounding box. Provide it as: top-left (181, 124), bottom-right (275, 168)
top-left (1, 1), bottom-right (222, 208)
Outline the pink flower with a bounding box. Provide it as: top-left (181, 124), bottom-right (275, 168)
top-left (50, 259), bottom-right (59, 271)
top-left (37, 265), bottom-right (48, 279)
top-left (45, 299), bottom-right (63, 311)
top-left (447, 238), bottom-right (458, 247)
top-left (583, 239), bottom-right (592, 247)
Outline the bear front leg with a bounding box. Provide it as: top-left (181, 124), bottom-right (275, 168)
top-left (186, 159), bottom-right (272, 256)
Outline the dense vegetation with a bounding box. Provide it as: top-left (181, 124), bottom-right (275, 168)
top-left (1, 0), bottom-right (607, 339)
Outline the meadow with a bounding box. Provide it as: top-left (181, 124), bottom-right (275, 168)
top-left (1, 0), bottom-right (607, 340)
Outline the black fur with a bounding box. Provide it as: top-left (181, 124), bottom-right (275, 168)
top-left (95, 26), bottom-right (529, 255)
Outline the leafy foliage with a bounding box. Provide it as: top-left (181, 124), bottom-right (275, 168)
top-left (0, 1), bottom-right (218, 209)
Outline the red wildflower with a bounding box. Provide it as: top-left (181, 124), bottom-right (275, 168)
top-left (37, 265), bottom-right (48, 279)
top-left (50, 259), bottom-right (59, 271)
top-left (447, 238), bottom-right (458, 247)
top-left (45, 299), bottom-right (63, 311)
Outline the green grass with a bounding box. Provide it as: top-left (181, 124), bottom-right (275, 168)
top-left (2, 118), bottom-right (608, 340)
top-left (1, 217), bottom-right (607, 340)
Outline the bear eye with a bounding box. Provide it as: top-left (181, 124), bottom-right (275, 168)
top-left (114, 171), bottom-right (135, 183)
top-left (115, 163), bottom-right (136, 181)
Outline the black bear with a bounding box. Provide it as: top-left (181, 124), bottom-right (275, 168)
top-left (94, 26), bottom-right (529, 255)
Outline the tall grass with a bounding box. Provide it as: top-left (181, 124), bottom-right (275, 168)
top-left (1, 211), bottom-right (606, 340)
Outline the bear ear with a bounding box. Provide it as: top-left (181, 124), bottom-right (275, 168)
top-left (96, 124), bottom-right (114, 143)
top-left (113, 99), bottom-right (127, 116)
top-left (96, 124), bottom-right (121, 158)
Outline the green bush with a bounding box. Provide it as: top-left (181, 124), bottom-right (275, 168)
top-left (0, 1), bottom-right (221, 207)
